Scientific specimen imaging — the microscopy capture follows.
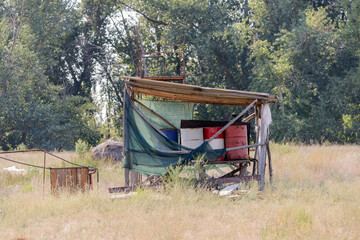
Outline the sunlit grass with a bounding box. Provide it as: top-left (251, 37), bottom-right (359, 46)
top-left (0, 144), bottom-right (359, 239)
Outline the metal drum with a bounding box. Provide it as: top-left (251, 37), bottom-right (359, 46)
top-left (180, 128), bottom-right (204, 149)
top-left (50, 167), bottom-right (90, 193)
top-left (203, 127), bottom-right (225, 161)
top-left (225, 125), bottom-right (248, 160)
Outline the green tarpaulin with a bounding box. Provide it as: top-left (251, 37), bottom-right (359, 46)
top-left (122, 91), bottom-right (225, 176)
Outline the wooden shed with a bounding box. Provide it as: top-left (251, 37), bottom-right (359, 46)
top-left (120, 76), bottom-right (276, 191)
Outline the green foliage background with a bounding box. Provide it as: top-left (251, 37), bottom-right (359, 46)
top-left (0, 0), bottom-right (359, 150)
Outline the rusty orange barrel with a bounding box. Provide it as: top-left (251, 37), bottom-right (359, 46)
top-left (225, 125), bottom-right (248, 160)
top-left (204, 127), bottom-right (225, 161)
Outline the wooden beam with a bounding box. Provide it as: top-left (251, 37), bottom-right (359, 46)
top-left (266, 142), bottom-right (273, 183)
top-left (243, 112), bottom-right (255, 122)
top-left (258, 105), bottom-right (268, 191)
top-left (129, 99), bottom-right (168, 138)
top-left (131, 86), bottom-right (255, 106)
top-left (142, 76), bottom-right (185, 81)
top-left (129, 81), bottom-right (275, 103)
top-left (124, 76), bottom-right (276, 100)
top-left (123, 87), bottom-right (130, 187)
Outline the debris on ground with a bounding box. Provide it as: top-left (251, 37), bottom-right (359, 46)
top-left (3, 166), bottom-right (26, 174)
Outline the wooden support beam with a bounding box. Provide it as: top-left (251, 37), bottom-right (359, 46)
top-left (123, 87), bottom-right (130, 187)
top-left (124, 76), bottom-right (277, 100)
top-left (124, 168), bottom-right (130, 187)
top-left (266, 142), bottom-right (273, 183)
top-left (243, 112), bottom-right (255, 122)
top-left (129, 99), bottom-right (168, 138)
top-left (258, 104), bottom-right (269, 191)
top-left (131, 86), bottom-right (255, 106)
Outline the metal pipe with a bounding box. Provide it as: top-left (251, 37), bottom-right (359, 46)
top-left (206, 99), bottom-right (258, 143)
top-left (43, 152), bottom-right (46, 195)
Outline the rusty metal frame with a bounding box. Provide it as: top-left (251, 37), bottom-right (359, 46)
top-left (135, 25), bottom-right (187, 83)
top-left (0, 149), bottom-right (98, 194)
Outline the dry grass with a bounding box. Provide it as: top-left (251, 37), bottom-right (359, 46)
top-left (0, 144), bottom-right (359, 240)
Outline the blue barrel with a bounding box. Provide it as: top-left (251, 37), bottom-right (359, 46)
top-left (161, 129), bottom-right (178, 143)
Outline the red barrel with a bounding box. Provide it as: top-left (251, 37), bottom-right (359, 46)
top-left (204, 127), bottom-right (225, 161)
top-left (225, 125), bottom-right (248, 160)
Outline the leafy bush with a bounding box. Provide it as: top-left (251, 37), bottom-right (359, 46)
top-left (75, 139), bottom-right (90, 157)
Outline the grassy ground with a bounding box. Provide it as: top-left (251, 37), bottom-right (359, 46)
top-left (0, 144), bottom-right (359, 240)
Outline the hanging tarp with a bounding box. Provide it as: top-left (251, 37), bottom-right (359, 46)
top-left (122, 91), bottom-right (225, 176)
top-left (135, 98), bottom-right (195, 129)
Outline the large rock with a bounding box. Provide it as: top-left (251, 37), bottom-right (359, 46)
top-left (91, 140), bottom-right (123, 161)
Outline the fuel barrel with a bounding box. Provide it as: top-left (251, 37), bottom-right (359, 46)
top-left (225, 125), bottom-right (248, 160)
top-left (180, 128), bottom-right (204, 149)
top-left (203, 127), bottom-right (225, 161)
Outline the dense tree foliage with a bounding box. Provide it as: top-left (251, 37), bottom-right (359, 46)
top-left (0, 0), bottom-right (359, 150)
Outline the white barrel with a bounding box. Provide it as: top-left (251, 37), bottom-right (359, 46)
top-left (180, 128), bottom-right (204, 149)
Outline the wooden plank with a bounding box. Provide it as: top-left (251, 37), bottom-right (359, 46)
top-left (131, 87), bottom-right (255, 106)
top-left (129, 81), bottom-right (274, 101)
top-left (142, 76), bottom-right (184, 81)
top-left (180, 120), bottom-right (248, 128)
top-left (131, 84), bottom-right (243, 101)
top-left (124, 76), bottom-right (276, 99)
top-left (127, 84), bottom-right (275, 104)
top-left (243, 112), bottom-right (255, 122)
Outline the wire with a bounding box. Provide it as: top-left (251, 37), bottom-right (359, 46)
top-left (0, 156), bottom-right (50, 169)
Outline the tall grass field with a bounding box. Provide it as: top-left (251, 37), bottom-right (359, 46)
top-left (0, 144), bottom-right (359, 239)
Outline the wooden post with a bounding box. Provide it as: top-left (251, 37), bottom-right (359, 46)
top-left (124, 168), bottom-right (130, 187)
top-left (258, 103), bottom-right (270, 191)
top-left (130, 171), bottom-right (140, 186)
top-left (266, 141), bottom-right (273, 183)
top-left (123, 86), bottom-right (130, 187)
top-left (254, 106), bottom-right (260, 171)
top-left (266, 127), bottom-right (273, 183)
